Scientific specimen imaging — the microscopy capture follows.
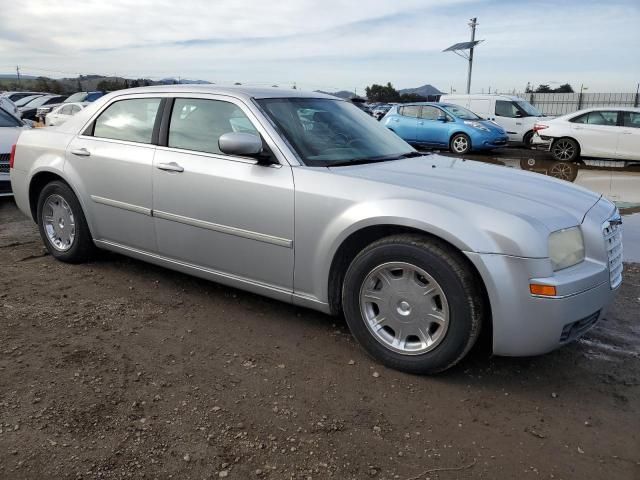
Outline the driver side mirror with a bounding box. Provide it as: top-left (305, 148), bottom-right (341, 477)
top-left (437, 116), bottom-right (448, 122)
top-left (514, 111), bottom-right (523, 118)
top-left (219, 132), bottom-right (263, 156)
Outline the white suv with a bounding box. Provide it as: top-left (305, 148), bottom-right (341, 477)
top-left (532, 107), bottom-right (640, 162)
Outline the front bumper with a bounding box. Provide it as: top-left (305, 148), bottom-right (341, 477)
top-left (466, 252), bottom-right (619, 356)
top-left (472, 133), bottom-right (509, 150)
top-left (0, 173), bottom-right (12, 196)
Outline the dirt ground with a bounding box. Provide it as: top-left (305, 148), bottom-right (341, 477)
top-left (1, 197), bottom-right (639, 480)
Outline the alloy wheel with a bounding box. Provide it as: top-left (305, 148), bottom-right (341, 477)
top-left (43, 194), bottom-right (76, 251)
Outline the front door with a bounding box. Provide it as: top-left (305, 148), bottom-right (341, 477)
top-left (415, 105), bottom-right (450, 146)
top-left (617, 111), bottom-right (640, 160)
top-left (152, 96), bottom-right (295, 290)
top-left (494, 100), bottom-right (525, 142)
top-left (65, 96), bottom-right (163, 251)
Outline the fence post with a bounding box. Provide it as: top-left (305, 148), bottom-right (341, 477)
top-left (577, 91), bottom-right (583, 110)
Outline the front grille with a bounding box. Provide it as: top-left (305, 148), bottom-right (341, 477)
top-left (560, 310), bottom-right (600, 343)
top-left (602, 214), bottom-right (623, 288)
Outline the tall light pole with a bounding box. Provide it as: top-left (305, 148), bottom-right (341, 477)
top-left (466, 18), bottom-right (477, 94)
top-left (443, 18), bottom-right (483, 94)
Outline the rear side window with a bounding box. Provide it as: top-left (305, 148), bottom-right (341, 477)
top-left (399, 105), bottom-right (420, 118)
top-left (0, 108), bottom-right (20, 127)
top-left (93, 98), bottom-right (161, 144)
top-left (495, 100), bottom-right (519, 117)
top-left (570, 111), bottom-right (618, 126)
top-left (168, 98), bottom-right (257, 155)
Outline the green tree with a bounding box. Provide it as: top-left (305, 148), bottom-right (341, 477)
top-left (554, 83), bottom-right (574, 93)
top-left (535, 84), bottom-right (552, 93)
top-left (365, 82), bottom-right (400, 103)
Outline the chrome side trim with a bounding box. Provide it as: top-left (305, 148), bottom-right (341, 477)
top-left (153, 209), bottom-right (293, 248)
top-left (90, 195), bottom-right (151, 216)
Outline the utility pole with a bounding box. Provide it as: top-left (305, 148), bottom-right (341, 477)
top-left (16, 65), bottom-right (21, 87)
top-left (466, 18), bottom-right (477, 94)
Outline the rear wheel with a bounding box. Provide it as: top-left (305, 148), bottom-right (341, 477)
top-left (523, 131), bottom-right (534, 147)
top-left (36, 181), bottom-right (95, 263)
top-left (551, 138), bottom-right (579, 162)
top-left (450, 133), bottom-right (471, 154)
top-left (342, 234), bottom-right (484, 374)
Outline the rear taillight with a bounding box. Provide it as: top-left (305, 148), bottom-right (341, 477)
top-left (9, 144), bottom-right (16, 169)
top-left (533, 124), bottom-right (548, 133)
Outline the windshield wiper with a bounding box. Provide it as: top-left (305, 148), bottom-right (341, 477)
top-left (328, 151), bottom-right (425, 167)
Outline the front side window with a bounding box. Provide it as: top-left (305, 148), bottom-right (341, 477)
top-left (257, 97), bottom-right (415, 167)
top-left (419, 106), bottom-right (442, 120)
top-left (495, 100), bottom-right (519, 118)
top-left (399, 105), bottom-right (420, 118)
top-left (93, 98), bottom-right (161, 144)
top-left (168, 98), bottom-right (258, 155)
top-left (622, 111), bottom-right (640, 128)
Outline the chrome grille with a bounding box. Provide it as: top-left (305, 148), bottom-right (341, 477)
top-left (602, 213), bottom-right (623, 288)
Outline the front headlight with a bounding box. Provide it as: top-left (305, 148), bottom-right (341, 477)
top-left (548, 227), bottom-right (585, 271)
top-left (463, 120), bottom-right (489, 131)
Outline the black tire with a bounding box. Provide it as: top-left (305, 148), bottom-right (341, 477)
top-left (341, 234), bottom-right (485, 374)
top-left (449, 133), bottom-right (471, 154)
top-left (551, 137), bottom-right (580, 162)
top-left (36, 180), bottom-right (95, 263)
top-left (523, 130), bottom-right (534, 147)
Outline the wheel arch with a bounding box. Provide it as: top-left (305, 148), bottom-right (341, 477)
top-left (28, 170), bottom-right (94, 238)
top-left (327, 224), bottom-right (493, 352)
top-left (552, 136), bottom-right (582, 156)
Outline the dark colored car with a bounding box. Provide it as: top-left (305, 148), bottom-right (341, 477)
top-left (18, 95), bottom-right (68, 121)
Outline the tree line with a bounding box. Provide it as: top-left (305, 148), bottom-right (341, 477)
top-left (364, 83), bottom-right (431, 103)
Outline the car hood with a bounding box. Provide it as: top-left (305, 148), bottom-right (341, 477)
top-left (328, 155), bottom-right (601, 232)
top-left (476, 119), bottom-right (506, 134)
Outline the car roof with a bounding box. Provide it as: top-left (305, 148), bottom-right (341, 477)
top-left (106, 84), bottom-right (339, 101)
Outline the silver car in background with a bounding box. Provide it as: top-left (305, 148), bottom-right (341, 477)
top-left (9, 86), bottom-right (622, 373)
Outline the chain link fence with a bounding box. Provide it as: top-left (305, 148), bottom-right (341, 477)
top-left (511, 92), bottom-right (639, 116)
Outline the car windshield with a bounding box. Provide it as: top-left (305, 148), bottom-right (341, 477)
top-left (23, 96), bottom-right (55, 108)
top-left (442, 104), bottom-right (481, 120)
top-left (65, 92), bottom-right (88, 103)
top-left (515, 101), bottom-right (542, 117)
top-left (257, 98), bottom-right (417, 167)
top-left (14, 95), bottom-right (43, 107)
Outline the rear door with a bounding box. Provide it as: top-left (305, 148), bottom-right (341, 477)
top-left (415, 106), bottom-right (450, 146)
top-left (569, 110), bottom-right (619, 158)
top-left (617, 111), bottom-right (640, 160)
top-left (389, 105), bottom-right (419, 142)
top-left (152, 95), bottom-right (295, 290)
top-left (65, 95), bottom-right (163, 251)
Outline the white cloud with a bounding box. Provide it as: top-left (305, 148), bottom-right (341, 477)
top-left (0, 0), bottom-right (638, 92)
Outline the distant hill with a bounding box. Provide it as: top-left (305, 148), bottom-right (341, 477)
top-left (157, 78), bottom-right (213, 85)
top-left (398, 84), bottom-right (443, 96)
top-left (315, 90), bottom-right (356, 99)
top-left (0, 74), bottom-right (38, 80)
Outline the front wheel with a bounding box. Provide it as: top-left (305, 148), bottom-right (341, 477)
top-left (450, 133), bottom-right (471, 154)
top-left (342, 235), bottom-right (485, 374)
top-left (37, 180), bottom-right (96, 263)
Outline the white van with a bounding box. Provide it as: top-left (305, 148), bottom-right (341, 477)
top-left (439, 94), bottom-right (546, 145)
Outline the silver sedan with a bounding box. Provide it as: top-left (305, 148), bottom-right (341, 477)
top-left (10, 86), bottom-right (622, 373)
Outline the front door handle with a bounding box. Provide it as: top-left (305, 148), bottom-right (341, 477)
top-left (70, 148), bottom-right (90, 157)
top-left (156, 162), bottom-right (184, 172)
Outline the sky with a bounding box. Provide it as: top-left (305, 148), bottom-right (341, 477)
top-left (1, 0), bottom-right (639, 94)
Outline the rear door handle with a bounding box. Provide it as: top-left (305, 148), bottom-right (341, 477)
top-left (70, 148), bottom-right (90, 157)
top-left (156, 162), bottom-right (184, 172)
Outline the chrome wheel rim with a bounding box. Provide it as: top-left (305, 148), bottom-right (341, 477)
top-left (43, 194), bottom-right (75, 251)
top-left (359, 262), bottom-right (450, 355)
top-left (452, 136), bottom-right (469, 153)
top-left (549, 162), bottom-right (572, 181)
top-left (552, 140), bottom-right (575, 161)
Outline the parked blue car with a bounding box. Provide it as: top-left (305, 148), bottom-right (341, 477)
top-left (382, 102), bottom-right (508, 154)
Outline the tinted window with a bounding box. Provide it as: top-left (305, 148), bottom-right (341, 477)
top-left (168, 98), bottom-right (257, 155)
top-left (399, 105), bottom-right (420, 118)
top-left (0, 108), bottom-right (21, 127)
top-left (94, 98), bottom-right (161, 144)
top-left (622, 111), bottom-right (640, 128)
top-left (571, 111), bottom-right (618, 126)
top-left (420, 106), bottom-right (442, 120)
top-left (495, 100), bottom-right (519, 117)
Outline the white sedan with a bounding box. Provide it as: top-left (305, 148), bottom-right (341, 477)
top-left (532, 107), bottom-right (640, 162)
top-left (45, 102), bottom-right (87, 126)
